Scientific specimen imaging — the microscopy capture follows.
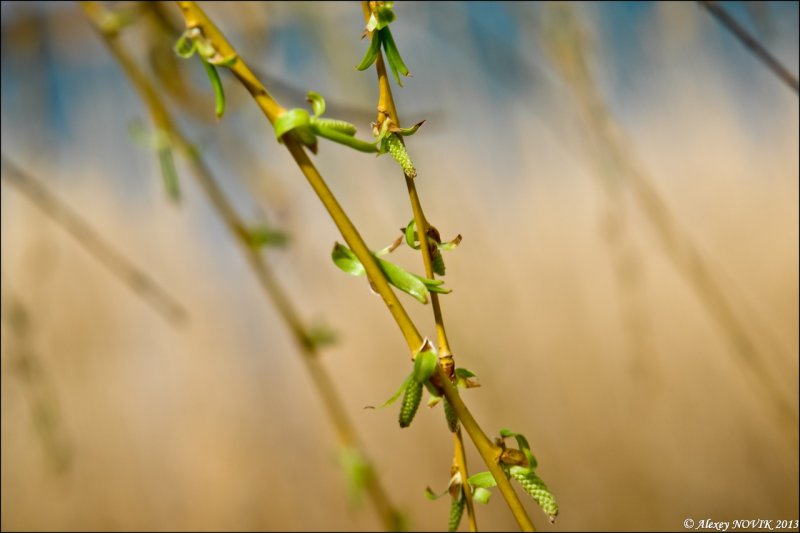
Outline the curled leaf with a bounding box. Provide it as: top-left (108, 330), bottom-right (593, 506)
top-left (404, 219), bottom-right (421, 250)
top-left (356, 29), bottom-right (382, 71)
top-left (274, 108), bottom-right (312, 140)
top-left (499, 429), bottom-right (538, 469)
top-left (307, 91), bottom-right (326, 117)
top-left (174, 31), bottom-right (197, 58)
top-left (389, 119), bottom-right (425, 137)
top-left (201, 61), bottom-right (225, 120)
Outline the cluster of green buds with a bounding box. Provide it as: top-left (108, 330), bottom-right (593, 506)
top-left (272, 92), bottom-right (423, 179)
top-left (174, 26), bottom-right (237, 119)
top-left (466, 430), bottom-right (559, 524)
top-left (357, 2), bottom-right (411, 86)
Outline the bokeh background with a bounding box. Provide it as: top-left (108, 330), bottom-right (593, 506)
top-left (2, 1), bottom-right (798, 531)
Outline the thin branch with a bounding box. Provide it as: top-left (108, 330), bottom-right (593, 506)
top-left (359, 2), bottom-right (486, 531)
top-left (80, 2), bottom-right (404, 529)
top-left (170, 2), bottom-right (534, 530)
top-left (1, 155), bottom-right (187, 325)
top-left (699, 0), bottom-right (798, 94)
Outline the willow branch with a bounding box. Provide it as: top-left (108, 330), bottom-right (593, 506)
top-left (170, 2), bottom-right (534, 530)
top-left (81, 3), bottom-right (402, 528)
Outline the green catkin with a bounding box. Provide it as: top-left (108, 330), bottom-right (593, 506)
top-left (386, 133), bottom-right (416, 178)
top-left (443, 398), bottom-right (459, 432)
top-left (431, 247), bottom-right (446, 276)
top-left (313, 118), bottom-right (357, 136)
top-left (509, 467), bottom-right (558, 523)
top-left (399, 379), bottom-right (423, 428)
top-left (448, 494), bottom-right (465, 532)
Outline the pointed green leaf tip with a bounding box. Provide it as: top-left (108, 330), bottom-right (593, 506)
top-left (356, 28), bottom-right (382, 71)
top-left (201, 61), bottom-right (225, 119)
top-left (329, 242), bottom-right (449, 304)
top-left (500, 428), bottom-right (538, 468)
top-left (412, 346), bottom-right (438, 383)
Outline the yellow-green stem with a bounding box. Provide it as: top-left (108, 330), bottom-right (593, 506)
top-left (172, 3), bottom-right (534, 530)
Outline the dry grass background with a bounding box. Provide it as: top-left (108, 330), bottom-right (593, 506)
top-left (1, 2), bottom-right (798, 531)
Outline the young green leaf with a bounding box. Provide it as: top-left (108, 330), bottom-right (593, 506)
top-left (375, 255), bottom-right (429, 303)
top-left (499, 429), bottom-right (538, 469)
top-left (439, 234), bottom-right (463, 252)
top-left (307, 91), bottom-right (326, 117)
top-left (331, 242), bottom-right (366, 276)
top-left (312, 117), bottom-right (358, 136)
top-left (472, 487), bottom-right (492, 505)
top-left (274, 108), bottom-right (313, 141)
top-left (412, 347), bottom-right (438, 384)
top-left (379, 27), bottom-right (410, 86)
top-left (424, 486), bottom-right (449, 501)
top-left (377, 375), bottom-right (411, 409)
top-left (356, 30), bottom-right (382, 71)
top-left (201, 61), bottom-right (225, 120)
top-left (389, 119), bottom-right (425, 137)
top-left (157, 145), bottom-right (180, 203)
top-left (467, 471), bottom-right (498, 489)
top-left (404, 219), bottom-right (421, 249)
top-left (313, 124), bottom-right (379, 153)
top-left (174, 31), bottom-right (197, 58)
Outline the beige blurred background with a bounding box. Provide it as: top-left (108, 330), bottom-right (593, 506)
top-left (1, 1), bottom-right (798, 531)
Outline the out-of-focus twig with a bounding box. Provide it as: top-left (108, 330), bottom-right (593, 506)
top-left (540, 3), bottom-right (797, 433)
top-left (699, 0), bottom-right (798, 94)
top-left (1, 280), bottom-right (72, 474)
top-left (81, 3), bottom-right (405, 529)
top-left (1, 156), bottom-right (187, 325)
